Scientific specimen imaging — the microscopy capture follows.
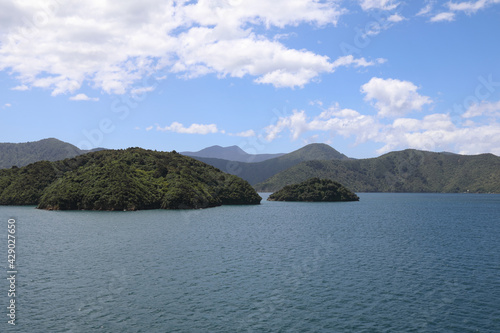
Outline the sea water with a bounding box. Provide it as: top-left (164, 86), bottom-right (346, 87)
top-left (2, 193), bottom-right (500, 332)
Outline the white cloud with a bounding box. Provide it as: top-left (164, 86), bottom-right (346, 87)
top-left (11, 85), bottom-right (29, 91)
top-left (377, 113), bottom-right (500, 155)
top-left (69, 93), bottom-right (99, 101)
top-left (3, 103), bottom-right (12, 108)
top-left (174, 32), bottom-right (336, 88)
top-left (424, 1), bottom-right (500, 23)
top-left (156, 122), bottom-right (219, 135)
top-left (361, 77), bottom-right (432, 118)
top-left (263, 107), bottom-right (380, 144)
top-left (262, 104), bottom-right (500, 156)
top-left (231, 129), bottom-right (256, 137)
top-left (145, 125), bottom-right (154, 131)
top-left (359, 0), bottom-right (399, 11)
top-left (0, 0), bottom-right (348, 94)
top-left (447, 0), bottom-right (489, 13)
top-left (264, 110), bottom-right (309, 141)
top-left (387, 13), bottom-right (405, 23)
top-left (130, 86), bottom-right (156, 96)
top-left (462, 100), bottom-right (500, 118)
top-left (331, 55), bottom-right (386, 68)
top-left (430, 12), bottom-right (456, 22)
top-left (416, 3), bottom-right (433, 16)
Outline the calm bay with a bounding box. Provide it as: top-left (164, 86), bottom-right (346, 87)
top-left (2, 193), bottom-right (500, 332)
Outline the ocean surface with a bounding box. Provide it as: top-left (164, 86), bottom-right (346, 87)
top-left (2, 193), bottom-right (500, 332)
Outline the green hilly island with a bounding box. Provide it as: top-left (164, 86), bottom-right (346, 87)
top-left (0, 148), bottom-right (261, 210)
top-left (255, 149), bottom-right (500, 193)
top-left (268, 178), bottom-right (359, 202)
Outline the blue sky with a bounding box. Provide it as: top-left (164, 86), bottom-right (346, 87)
top-left (1, 0), bottom-right (499, 158)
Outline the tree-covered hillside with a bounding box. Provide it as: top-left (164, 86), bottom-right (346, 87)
top-left (0, 148), bottom-right (261, 210)
top-left (256, 149), bottom-right (500, 193)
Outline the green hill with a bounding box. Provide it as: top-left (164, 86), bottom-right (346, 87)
top-left (255, 149), bottom-right (500, 193)
top-left (192, 143), bottom-right (350, 185)
top-left (0, 138), bottom-right (101, 169)
top-left (0, 148), bottom-right (261, 210)
top-left (268, 178), bottom-right (359, 202)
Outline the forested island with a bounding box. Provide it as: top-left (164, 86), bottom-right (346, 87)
top-left (268, 178), bottom-right (359, 202)
top-left (0, 148), bottom-right (261, 210)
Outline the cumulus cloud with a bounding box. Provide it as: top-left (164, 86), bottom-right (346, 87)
top-left (69, 93), bottom-right (99, 102)
top-left (262, 104), bottom-right (500, 156)
top-left (263, 107), bottom-right (380, 144)
top-left (361, 77), bottom-right (432, 118)
top-left (359, 0), bottom-right (399, 11)
top-left (378, 113), bottom-right (500, 155)
top-left (0, 0), bottom-right (349, 95)
top-left (156, 122), bottom-right (219, 135)
top-left (462, 100), bottom-right (500, 118)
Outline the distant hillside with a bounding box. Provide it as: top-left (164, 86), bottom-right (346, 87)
top-left (0, 148), bottom-right (261, 210)
top-left (255, 149), bottom-right (500, 193)
top-left (181, 145), bottom-right (284, 163)
top-left (0, 138), bottom-right (102, 169)
top-left (192, 143), bottom-right (350, 185)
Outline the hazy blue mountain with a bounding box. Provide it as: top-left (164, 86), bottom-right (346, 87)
top-left (181, 145), bottom-right (285, 163)
top-left (191, 143), bottom-right (350, 185)
top-left (255, 149), bottom-right (500, 193)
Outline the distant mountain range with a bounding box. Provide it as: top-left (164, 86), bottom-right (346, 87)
top-left (0, 138), bottom-right (105, 169)
top-left (254, 149), bottom-right (500, 193)
top-left (188, 143), bottom-right (350, 185)
top-left (181, 145), bottom-right (284, 163)
top-left (1, 138), bottom-right (499, 193)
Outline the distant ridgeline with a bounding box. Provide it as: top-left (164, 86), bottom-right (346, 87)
top-left (0, 138), bottom-right (103, 169)
top-left (0, 148), bottom-right (261, 211)
top-left (268, 178), bottom-right (359, 202)
top-left (255, 149), bottom-right (500, 193)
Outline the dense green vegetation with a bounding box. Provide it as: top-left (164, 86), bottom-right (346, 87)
top-left (0, 148), bottom-right (261, 210)
top-left (268, 178), bottom-right (359, 202)
top-left (0, 138), bottom-right (97, 169)
top-left (256, 149), bottom-right (500, 193)
top-left (192, 143), bottom-right (350, 185)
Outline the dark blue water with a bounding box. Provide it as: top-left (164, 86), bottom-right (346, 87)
top-left (2, 193), bottom-right (500, 332)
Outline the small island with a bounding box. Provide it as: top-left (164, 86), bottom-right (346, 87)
top-left (0, 148), bottom-right (261, 210)
top-left (268, 178), bottom-right (359, 202)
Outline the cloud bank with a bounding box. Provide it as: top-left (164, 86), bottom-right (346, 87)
top-left (0, 0), bottom-right (377, 95)
top-left (262, 78), bottom-right (500, 156)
